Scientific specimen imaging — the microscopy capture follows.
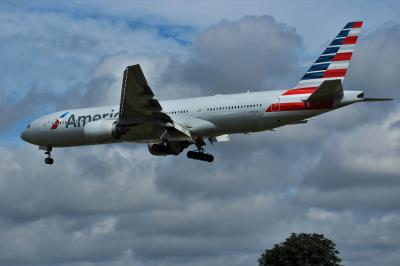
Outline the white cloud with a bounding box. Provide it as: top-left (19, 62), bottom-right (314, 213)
top-left (306, 208), bottom-right (340, 221)
top-left (0, 1), bottom-right (399, 266)
top-left (339, 107), bottom-right (400, 175)
top-left (163, 15), bottom-right (302, 95)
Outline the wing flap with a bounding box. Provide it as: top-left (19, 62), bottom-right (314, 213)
top-left (171, 121), bottom-right (192, 138)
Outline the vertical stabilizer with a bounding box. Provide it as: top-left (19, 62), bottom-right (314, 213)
top-left (293, 21), bottom-right (363, 90)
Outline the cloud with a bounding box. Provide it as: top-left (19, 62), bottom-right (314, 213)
top-left (161, 15), bottom-right (303, 95)
top-left (0, 2), bottom-right (399, 266)
top-left (0, 3), bottom-right (192, 134)
top-left (338, 108), bottom-right (400, 175)
top-left (346, 22), bottom-right (400, 100)
top-left (302, 109), bottom-right (399, 187)
top-left (0, 143), bottom-right (296, 265)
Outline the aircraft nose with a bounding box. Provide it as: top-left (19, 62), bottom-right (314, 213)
top-left (20, 129), bottom-right (29, 142)
top-left (21, 124), bottom-right (33, 143)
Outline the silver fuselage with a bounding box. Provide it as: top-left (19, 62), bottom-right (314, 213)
top-left (21, 89), bottom-right (362, 147)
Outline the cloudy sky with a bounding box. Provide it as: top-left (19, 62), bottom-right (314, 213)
top-left (1, 0), bottom-right (399, 265)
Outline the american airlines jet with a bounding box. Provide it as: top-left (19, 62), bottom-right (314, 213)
top-left (21, 21), bottom-right (392, 164)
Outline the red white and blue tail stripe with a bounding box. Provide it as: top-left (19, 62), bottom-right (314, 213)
top-left (266, 22), bottom-right (363, 113)
top-left (293, 21), bottom-right (363, 90)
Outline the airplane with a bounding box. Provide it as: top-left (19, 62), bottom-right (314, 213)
top-left (21, 21), bottom-right (392, 164)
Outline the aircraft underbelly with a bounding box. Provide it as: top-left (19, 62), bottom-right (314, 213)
top-left (208, 108), bottom-right (319, 132)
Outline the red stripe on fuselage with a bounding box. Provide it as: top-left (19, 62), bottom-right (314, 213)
top-left (265, 104), bottom-right (277, 112)
top-left (265, 100), bottom-right (334, 112)
top-left (282, 87), bottom-right (317, 95)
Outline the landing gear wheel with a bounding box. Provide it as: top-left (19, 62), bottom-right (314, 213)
top-left (187, 150), bottom-right (214, 162)
top-left (43, 147), bottom-right (54, 165)
top-left (204, 153), bottom-right (214, 162)
top-left (45, 157), bottom-right (54, 165)
top-left (187, 150), bottom-right (196, 159)
top-left (186, 138), bottom-right (214, 162)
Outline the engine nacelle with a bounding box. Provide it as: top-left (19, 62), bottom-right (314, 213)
top-left (84, 119), bottom-right (125, 143)
top-left (148, 141), bottom-right (190, 156)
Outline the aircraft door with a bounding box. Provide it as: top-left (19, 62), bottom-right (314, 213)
top-left (271, 98), bottom-right (280, 112)
top-left (194, 106), bottom-right (202, 118)
top-left (41, 120), bottom-right (49, 131)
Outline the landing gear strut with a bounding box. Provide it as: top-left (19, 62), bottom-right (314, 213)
top-left (44, 147), bottom-right (54, 165)
top-left (187, 139), bottom-right (214, 162)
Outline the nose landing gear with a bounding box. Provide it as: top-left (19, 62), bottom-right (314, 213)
top-left (44, 147), bottom-right (54, 165)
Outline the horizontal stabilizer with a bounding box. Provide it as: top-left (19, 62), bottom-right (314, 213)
top-left (362, 98), bottom-right (394, 102)
top-left (307, 79), bottom-right (343, 103)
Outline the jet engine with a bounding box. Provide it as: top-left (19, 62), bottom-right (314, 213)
top-left (84, 119), bottom-right (127, 142)
top-left (148, 141), bottom-right (191, 156)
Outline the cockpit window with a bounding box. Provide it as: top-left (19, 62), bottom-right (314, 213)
top-left (26, 124), bottom-right (31, 129)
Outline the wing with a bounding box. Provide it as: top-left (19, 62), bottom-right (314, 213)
top-left (118, 64), bottom-right (191, 140)
top-left (118, 64), bottom-right (170, 125)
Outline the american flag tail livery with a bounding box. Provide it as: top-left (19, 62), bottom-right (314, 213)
top-left (266, 21), bottom-right (371, 113)
top-left (294, 21), bottom-right (363, 91)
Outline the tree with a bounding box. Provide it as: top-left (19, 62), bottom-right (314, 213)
top-left (258, 233), bottom-right (343, 266)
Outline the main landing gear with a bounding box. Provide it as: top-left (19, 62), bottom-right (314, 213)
top-left (186, 139), bottom-right (214, 162)
top-left (44, 147), bottom-right (54, 165)
top-left (187, 150), bottom-right (214, 162)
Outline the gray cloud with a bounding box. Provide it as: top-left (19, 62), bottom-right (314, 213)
top-left (346, 22), bottom-right (400, 99)
top-left (0, 2), bottom-right (399, 266)
top-left (0, 2), bottom-right (191, 132)
top-left (161, 15), bottom-right (303, 96)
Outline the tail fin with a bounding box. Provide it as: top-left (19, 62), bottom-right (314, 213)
top-left (294, 21), bottom-right (363, 89)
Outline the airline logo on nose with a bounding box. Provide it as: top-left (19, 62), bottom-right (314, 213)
top-left (51, 112), bottom-right (69, 129)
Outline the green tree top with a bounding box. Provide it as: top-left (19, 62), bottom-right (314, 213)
top-left (258, 233), bottom-right (343, 266)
